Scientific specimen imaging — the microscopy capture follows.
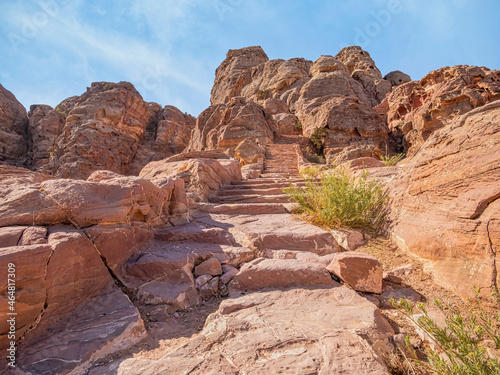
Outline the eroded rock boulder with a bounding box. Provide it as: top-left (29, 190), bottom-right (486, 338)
top-left (335, 46), bottom-right (392, 104)
top-left (0, 165), bottom-right (188, 228)
top-left (0, 84), bottom-right (29, 165)
top-left (211, 46), bottom-right (269, 105)
top-left (130, 104), bottom-right (196, 174)
top-left (187, 96), bottom-right (274, 152)
top-left (388, 101), bottom-right (500, 298)
top-left (327, 252), bottom-right (383, 294)
top-left (45, 82), bottom-right (150, 179)
top-left (384, 70), bottom-right (411, 87)
top-left (27, 104), bottom-right (65, 169)
top-left (140, 151), bottom-right (242, 203)
top-left (384, 65), bottom-right (500, 156)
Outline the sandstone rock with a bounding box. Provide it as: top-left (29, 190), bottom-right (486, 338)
top-left (196, 213), bottom-right (340, 255)
top-left (384, 65), bottom-right (500, 156)
top-left (211, 46), bottom-right (269, 105)
top-left (140, 156), bottom-right (241, 202)
top-left (117, 287), bottom-right (393, 374)
top-left (335, 46), bottom-right (391, 104)
top-left (220, 265), bottom-right (238, 284)
top-left (0, 165), bottom-right (65, 227)
top-left (384, 70), bottom-right (411, 87)
top-left (343, 157), bottom-right (386, 170)
top-left (234, 138), bottom-right (265, 165)
top-left (388, 101), bottom-right (500, 298)
top-left (309, 55), bottom-right (347, 76)
top-left (241, 162), bottom-right (263, 179)
top-left (18, 226), bottom-right (47, 245)
top-left (0, 226), bottom-right (27, 248)
top-left (10, 227), bottom-right (146, 375)
top-left (0, 84), bottom-right (28, 165)
top-left (27, 104), bottom-right (65, 169)
top-left (0, 244), bottom-right (52, 353)
top-left (330, 229), bottom-right (365, 251)
top-left (0, 165), bottom-right (187, 228)
top-left (46, 81), bottom-right (150, 179)
top-left (84, 223), bottom-right (154, 277)
top-left (195, 274), bottom-right (212, 288)
top-left (154, 223), bottom-right (232, 245)
top-left (229, 258), bottom-right (335, 291)
top-left (273, 112), bottom-right (298, 135)
top-left (327, 252), bottom-right (383, 294)
top-left (154, 105), bottom-right (196, 155)
top-left (199, 276), bottom-right (219, 298)
top-left (194, 257), bottom-right (222, 277)
top-left (130, 105), bottom-right (196, 174)
top-left (240, 58), bottom-right (312, 104)
top-left (187, 97), bottom-right (274, 152)
top-left (263, 97), bottom-right (289, 115)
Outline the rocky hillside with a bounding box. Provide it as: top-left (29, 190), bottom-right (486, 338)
top-left (0, 46), bottom-right (499, 374)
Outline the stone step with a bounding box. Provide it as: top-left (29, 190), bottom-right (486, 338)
top-left (230, 178), bottom-right (305, 186)
top-left (222, 181), bottom-right (306, 189)
top-left (197, 202), bottom-right (287, 215)
top-left (217, 187), bottom-right (288, 196)
top-left (195, 213), bottom-right (340, 255)
top-left (210, 194), bottom-right (291, 204)
top-left (154, 223), bottom-right (232, 245)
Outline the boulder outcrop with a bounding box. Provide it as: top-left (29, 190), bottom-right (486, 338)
top-left (187, 96), bottom-right (274, 153)
top-left (45, 81), bottom-right (150, 179)
top-left (130, 105), bottom-right (196, 174)
top-left (388, 100), bottom-right (500, 298)
top-left (384, 65), bottom-right (500, 156)
top-left (0, 84), bottom-right (29, 165)
top-left (27, 105), bottom-right (65, 169)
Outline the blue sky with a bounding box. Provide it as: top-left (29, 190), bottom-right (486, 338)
top-left (1, 0), bottom-right (499, 116)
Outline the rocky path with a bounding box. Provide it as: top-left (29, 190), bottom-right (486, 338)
top-left (85, 143), bottom-right (395, 375)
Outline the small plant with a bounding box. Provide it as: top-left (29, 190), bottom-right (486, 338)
top-left (294, 119), bottom-right (303, 132)
top-left (300, 165), bottom-right (322, 177)
top-left (308, 153), bottom-right (326, 164)
top-left (381, 153), bottom-right (405, 166)
top-left (54, 105), bottom-right (67, 118)
top-left (284, 167), bottom-right (388, 231)
top-left (392, 289), bottom-right (500, 375)
top-left (256, 89), bottom-right (270, 99)
top-left (310, 127), bottom-right (327, 152)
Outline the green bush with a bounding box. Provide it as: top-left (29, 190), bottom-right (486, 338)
top-left (393, 289), bottom-right (500, 375)
top-left (381, 153), bottom-right (405, 166)
top-left (256, 89), bottom-right (270, 99)
top-left (310, 127), bottom-right (327, 151)
top-left (294, 119), bottom-right (303, 131)
top-left (284, 167), bottom-right (388, 231)
top-left (308, 153), bottom-right (326, 164)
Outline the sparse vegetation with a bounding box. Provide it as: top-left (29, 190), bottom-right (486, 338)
top-left (392, 289), bottom-right (500, 375)
top-left (294, 119), bottom-right (303, 131)
top-left (284, 167), bottom-right (388, 231)
top-left (310, 127), bottom-right (327, 152)
top-left (256, 89), bottom-right (270, 99)
top-left (381, 153), bottom-right (405, 166)
top-left (308, 153), bottom-right (326, 164)
top-left (54, 105), bottom-right (67, 118)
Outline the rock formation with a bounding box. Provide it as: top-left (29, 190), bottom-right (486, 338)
top-left (388, 100), bottom-right (500, 298)
top-left (383, 65), bottom-right (500, 156)
top-left (0, 84), bottom-right (28, 166)
top-left (186, 96), bottom-right (275, 153)
top-left (205, 46), bottom-right (393, 165)
top-left (1, 44), bottom-right (499, 374)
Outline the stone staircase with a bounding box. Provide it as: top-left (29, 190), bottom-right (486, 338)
top-left (199, 142), bottom-right (305, 213)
